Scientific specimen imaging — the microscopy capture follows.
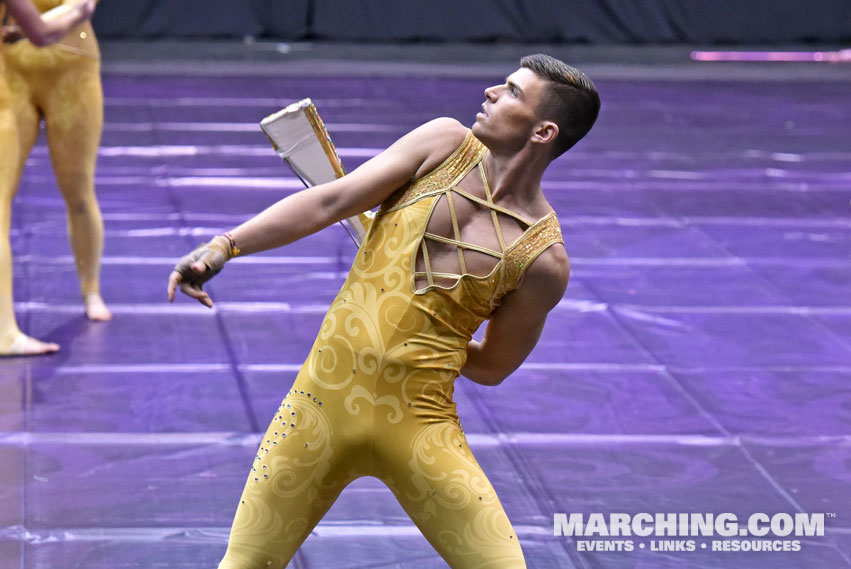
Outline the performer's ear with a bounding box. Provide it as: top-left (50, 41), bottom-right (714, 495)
top-left (531, 121), bottom-right (558, 146)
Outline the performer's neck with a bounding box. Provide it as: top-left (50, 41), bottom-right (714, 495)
top-left (482, 149), bottom-right (549, 205)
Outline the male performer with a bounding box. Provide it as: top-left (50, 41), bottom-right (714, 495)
top-left (169, 54), bottom-right (599, 569)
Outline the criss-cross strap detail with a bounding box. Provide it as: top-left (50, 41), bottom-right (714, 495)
top-left (480, 164), bottom-right (508, 252)
top-left (419, 240), bottom-right (435, 287)
top-left (416, 160), bottom-right (538, 285)
top-left (444, 191), bottom-right (468, 274)
top-left (419, 232), bottom-right (502, 259)
top-left (449, 186), bottom-right (535, 227)
top-left (383, 129), bottom-right (564, 295)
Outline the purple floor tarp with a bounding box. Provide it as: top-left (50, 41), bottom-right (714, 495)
top-left (1, 67), bottom-right (850, 568)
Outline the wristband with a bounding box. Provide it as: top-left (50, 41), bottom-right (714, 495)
top-left (223, 232), bottom-right (240, 258)
top-left (206, 235), bottom-right (236, 263)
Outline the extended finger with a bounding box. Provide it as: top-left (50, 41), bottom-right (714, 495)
top-left (179, 281), bottom-right (214, 308)
top-left (167, 270), bottom-right (183, 301)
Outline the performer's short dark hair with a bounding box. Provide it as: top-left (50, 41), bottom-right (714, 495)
top-left (520, 54), bottom-right (600, 157)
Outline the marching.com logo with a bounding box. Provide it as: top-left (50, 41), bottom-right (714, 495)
top-left (554, 512), bottom-right (831, 552)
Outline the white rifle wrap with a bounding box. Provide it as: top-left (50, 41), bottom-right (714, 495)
top-left (260, 98), bottom-right (374, 246)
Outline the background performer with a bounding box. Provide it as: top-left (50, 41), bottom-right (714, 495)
top-left (1, 0), bottom-right (104, 357)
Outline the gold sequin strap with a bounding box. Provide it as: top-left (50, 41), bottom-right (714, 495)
top-left (381, 129), bottom-right (488, 212)
top-left (500, 213), bottom-right (564, 295)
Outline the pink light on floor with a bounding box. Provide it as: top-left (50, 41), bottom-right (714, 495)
top-left (691, 49), bottom-right (851, 63)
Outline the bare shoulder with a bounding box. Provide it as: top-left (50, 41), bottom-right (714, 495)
top-left (518, 243), bottom-right (570, 311)
top-left (414, 117), bottom-right (469, 144)
top-left (409, 118), bottom-right (470, 179)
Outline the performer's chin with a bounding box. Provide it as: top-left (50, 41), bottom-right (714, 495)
top-left (471, 119), bottom-right (492, 141)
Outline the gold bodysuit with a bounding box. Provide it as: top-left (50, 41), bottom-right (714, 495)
top-left (0, 3), bottom-right (19, 343)
top-left (220, 131), bottom-right (565, 569)
top-left (1, 0), bottom-right (105, 348)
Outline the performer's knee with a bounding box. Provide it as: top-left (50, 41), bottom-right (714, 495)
top-left (55, 172), bottom-right (99, 209)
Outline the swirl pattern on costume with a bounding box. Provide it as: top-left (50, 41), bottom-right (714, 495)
top-left (220, 131), bottom-right (566, 569)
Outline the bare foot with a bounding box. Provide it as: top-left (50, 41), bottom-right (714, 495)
top-left (84, 292), bottom-right (112, 321)
top-left (0, 332), bottom-right (60, 357)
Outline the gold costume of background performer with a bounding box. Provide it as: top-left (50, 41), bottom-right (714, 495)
top-left (1, 0), bottom-right (106, 357)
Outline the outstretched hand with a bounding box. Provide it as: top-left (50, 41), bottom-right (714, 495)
top-left (167, 236), bottom-right (233, 307)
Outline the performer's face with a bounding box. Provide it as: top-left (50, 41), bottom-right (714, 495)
top-left (473, 68), bottom-right (547, 149)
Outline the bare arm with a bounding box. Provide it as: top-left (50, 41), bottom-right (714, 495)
top-left (4, 0), bottom-right (94, 46)
top-left (461, 246), bottom-right (570, 386)
top-left (228, 117), bottom-right (465, 255)
top-left (167, 117), bottom-right (468, 306)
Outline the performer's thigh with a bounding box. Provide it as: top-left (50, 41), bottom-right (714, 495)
top-left (219, 395), bottom-right (358, 569)
top-left (381, 420), bottom-right (526, 569)
top-left (0, 97), bottom-right (19, 221)
top-left (41, 59), bottom-right (103, 192)
top-left (4, 66), bottom-right (39, 178)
